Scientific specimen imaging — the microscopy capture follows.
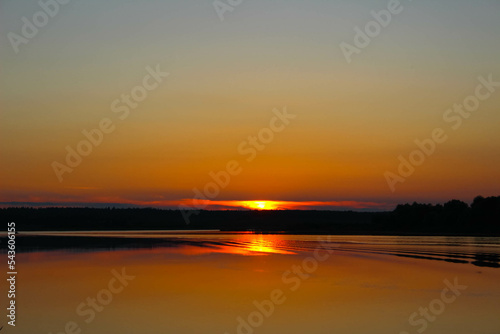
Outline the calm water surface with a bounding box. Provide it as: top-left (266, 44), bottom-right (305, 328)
top-left (5, 233), bottom-right (500, 333)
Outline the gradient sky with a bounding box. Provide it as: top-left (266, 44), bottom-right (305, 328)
top-left (1, 0), bottom-right (499, 210)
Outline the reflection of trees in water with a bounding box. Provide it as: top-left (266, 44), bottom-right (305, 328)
top-left (472, 253), bottom-right (500, 268)
top-left (13, 234), bottom-right (500, 269)
top-left (14, 235), bottom-right (208, 254)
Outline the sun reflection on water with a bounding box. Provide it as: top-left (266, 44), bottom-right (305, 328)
top-left (241, 234), bottom-right (295, 255)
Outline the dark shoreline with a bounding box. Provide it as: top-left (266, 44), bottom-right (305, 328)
top-left (1, 195), bottom-right (499, 236)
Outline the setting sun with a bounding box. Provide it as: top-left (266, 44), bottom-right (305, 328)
top-left (242, 201), bottom-right (280, 210)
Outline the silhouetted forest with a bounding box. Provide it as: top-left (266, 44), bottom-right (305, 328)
top-left (372, 196), bottom-right (500, 235)
top-left (1, 196), bottom-right (499, 235)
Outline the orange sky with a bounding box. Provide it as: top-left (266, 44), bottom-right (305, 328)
top-left (1, 0), bottom-right (499, 210)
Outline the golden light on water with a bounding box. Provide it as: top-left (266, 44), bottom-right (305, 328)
top-left (243, 234), bottom-right (295, 254)
top-left (166, 234), bottom-right (296, 255)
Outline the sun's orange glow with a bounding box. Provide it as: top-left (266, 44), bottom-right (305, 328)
top-left (240, 201), bottom-right (281, 210)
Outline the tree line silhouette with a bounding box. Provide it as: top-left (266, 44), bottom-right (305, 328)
top-left (372, 196), bottom-right (500, 234)
top-left (1, 195), bottom-right (499, 235)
